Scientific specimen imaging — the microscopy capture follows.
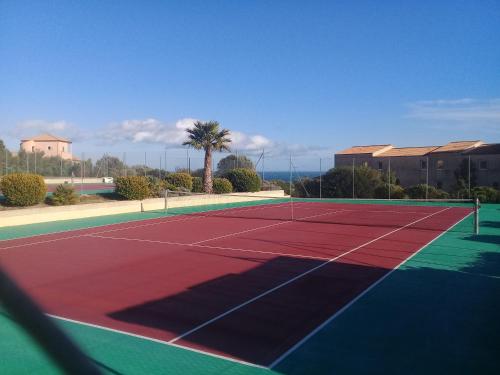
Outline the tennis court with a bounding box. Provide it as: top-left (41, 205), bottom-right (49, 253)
top-left (0, 196), bottom-right (477, 371)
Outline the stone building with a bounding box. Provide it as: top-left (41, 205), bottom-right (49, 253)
top-left (20, 133), bottom-right (74, 160)
top-left (335, 141), bottom-right (500, 190)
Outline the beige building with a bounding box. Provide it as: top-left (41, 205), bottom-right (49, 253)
top-left (20, 133), bottom-right (74, 160)
top-left (335, 140), bottom-right (500, 190)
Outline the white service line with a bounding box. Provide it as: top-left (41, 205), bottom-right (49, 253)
top-left (168, 206), bottom-right (451, 344)
top-left (47, 314), bottom-right (266, 369)
top-left (268, 209), bottom-right (473, 368)
top-left (87, 234), bottom-right (332, 261)
top-left (295, 205), bottom-right (436, 215)
top-left (190, 209), bottom-right (347, 245)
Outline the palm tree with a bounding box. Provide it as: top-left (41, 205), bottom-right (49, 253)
top-left (183, 121), bottom-right (231, 193)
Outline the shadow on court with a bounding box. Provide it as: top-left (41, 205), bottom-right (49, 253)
top-left (108, 255), bottom-right (388, 366)
top-left (273, 251), bottom-right (500, 375)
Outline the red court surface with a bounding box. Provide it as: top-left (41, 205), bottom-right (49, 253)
top-left (0, 202), bottom-right (472, 367)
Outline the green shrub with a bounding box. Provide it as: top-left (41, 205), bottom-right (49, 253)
top-left (319, 166), bottom-right (384, 198)
top-left (224, 168), bottom-right (261, 192)
top-left (115, 176), bottom-right (151, 200)
top-left (0, 173), bottom-right (47, 206)
top-left (192, 177), bottom-right (203, 193)
top-left (147, 176), bottom-right (167, 198)
top-left (293, 177), bottom-right (320, 198)
top-left (213, 178), bottom-right (233, 194)
top-left (405, 184), bottom-right (449, 199)
top-left (432, 188), bottom-right (449, 199)
top-left (471, 186), bottom-right (500, 203)
top-left (47, 184), bottom-right (79, 206)
top-left (374, 184), bottom-right (406, 199)
top-left (166, 172), bottom-right (193, 191)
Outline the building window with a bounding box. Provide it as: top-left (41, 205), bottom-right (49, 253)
top-left (378, 161), bottom-right (383, 170)
top-left (437, 160), bottom-right (444, 169)
top-left (479, 160), bottom-right (488, 170)
top-left (48, 146), bottom-right (51, 150)
top-left (420, 160), bottom-right (427, 169)
top-left (362, 161), bottom-right (368, 167)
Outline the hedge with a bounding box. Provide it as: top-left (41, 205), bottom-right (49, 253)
top-left (405, 184), bottom-right (449, 199)
top-left (213, 178), bottom-right (233, 194)
top-left (192, 177), bottom-right (203, 193)
top-left (147, 176), bottom-right (167, 198)
top-left (47, 184), bottom-right (79, 206)
top-left (166, 172), bottom-right (193, 191)
top-left (115, 176), bottom-right (151, 200)
top-left (374, 183), bottom-right (405, 199)
top-left (0, 173), bottom-right (47, 206)
top-left (472, 186), bottom-right (500, 203)
top-left (224, 168), bottom-right (261, 192)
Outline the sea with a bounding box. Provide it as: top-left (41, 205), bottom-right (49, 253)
top-left (262, 171), bottom-right (321, 181)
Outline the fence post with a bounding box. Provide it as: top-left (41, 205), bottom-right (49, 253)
top-left (474, 198), bottom-right (480, 235)
top-left (352, 158), bottom-right (355, 199)
top-left (80, 153), bottom-right (84, 194)
top-left (319, 158), bottom-right (322, 199)
top-left (262, 149), bottom-right (265, 187)
top-left (289, 154), bottom-right (294, 220)
top-left (425, 156), bottom-right (429, 200)
top-left (468, 155), bottom-right (471, 199)
top-left (388, 158), bottom-right (391, 199)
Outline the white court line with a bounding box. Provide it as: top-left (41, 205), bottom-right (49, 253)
top-left (47, 314), bottom-right (266, 369)
top-left (168, 207), bottom-right (452, 344)
top-left (190, 209), bottom-right (347, 245)
top-left (295, 205), bottom-right (436, 215)
top-left (0, 199), bottom-right (295, 245)
top-left (268, 209), bottom-right (473, 368)
top-left (0, 201), bottom-right (297, 251)
top-left (88, 234), bottom-right (332, 261)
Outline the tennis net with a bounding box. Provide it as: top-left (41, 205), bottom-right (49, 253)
top-left (163, 190), bottom-right (480, 233)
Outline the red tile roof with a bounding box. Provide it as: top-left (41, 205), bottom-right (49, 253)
top-left (21, 133), bottom-right (71, 143)
top-left (336, 145), bottom-right (393, 156)
top-left (431, 141), bottom-right (483, 153)
top-left (376, 146), bottom-right (439, 157)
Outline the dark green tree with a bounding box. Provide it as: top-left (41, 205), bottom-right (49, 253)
top-left (183, 121), bottom-right (231, 193)
top-left (95, 155), bottom-right (127, 177)
top-left (216, 154), bottom-right (254, 176)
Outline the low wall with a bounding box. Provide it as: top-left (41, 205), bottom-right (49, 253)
top-left (0, 191), bottom-right (286, 228)
top-left (44, 177), bottom-right (106, 184)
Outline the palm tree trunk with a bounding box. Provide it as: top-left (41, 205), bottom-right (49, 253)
top-left (203, 147), bottom-right (213, 193)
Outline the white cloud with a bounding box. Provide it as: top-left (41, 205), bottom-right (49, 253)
top-left (100, 118), bottom-right (276, 152)
top-left (230, 131), bottom-right (273, 151)
top-left (406, 98), bottom-right (500, 122)
top-left (11, 120), bottom-right (85, 141)
top-left (100, 118), bottom-right (197, 145)
top-left (7, 117), bottom-right (330, 160)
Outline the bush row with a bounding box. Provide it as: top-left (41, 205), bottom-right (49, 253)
top-left (0, 169), bottom-right (261, 205)
top-left (113, 171), bottom-right (255, 200)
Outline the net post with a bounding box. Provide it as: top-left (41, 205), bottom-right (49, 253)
top-left (474, 198), bottom-right (480, 235)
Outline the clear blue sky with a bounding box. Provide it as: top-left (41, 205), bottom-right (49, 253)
top-left (1, 0), bottom-right (499, 169)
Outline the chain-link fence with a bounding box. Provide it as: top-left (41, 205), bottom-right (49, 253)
top-left (1, 147), bottom-right (498, 201)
